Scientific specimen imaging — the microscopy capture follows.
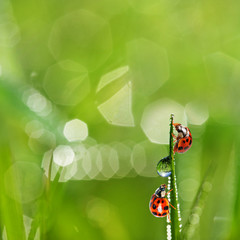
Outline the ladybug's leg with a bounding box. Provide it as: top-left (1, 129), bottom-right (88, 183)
top-left (172, 133), bottom-right (177, 143)
top-left (172, 133), bottom-right (177, 140)
top-left (166, 189), bottom-right (173, 195)
top-left (169, 203), bottom-right (176, 210)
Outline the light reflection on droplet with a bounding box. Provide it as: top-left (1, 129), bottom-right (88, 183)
top-left (185, 101), bottom-right (209, 125)
top-left (156, 156), bottom-right (172, 177)
top-left (53, 145), bottom-right (75, 167)
top-left (63, 119), bottom-right (88, 142)
top-left (141, 99), bottom-right (186, 144)
top-left (97, 82), bottom-right (135, 127)
top-left (97, 65), bottom-right (129, 92)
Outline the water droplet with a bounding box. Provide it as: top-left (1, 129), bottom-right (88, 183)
top-left (156, 156), bottom-right (172, 177)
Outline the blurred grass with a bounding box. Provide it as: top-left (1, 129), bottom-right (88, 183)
top-left (1, 0), bottom-right (240, 239)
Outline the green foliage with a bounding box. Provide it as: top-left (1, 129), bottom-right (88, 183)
top-left (0, 0), bottom-right (240, 239)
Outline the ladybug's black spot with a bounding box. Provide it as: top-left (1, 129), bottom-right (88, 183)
top-left (158, 213), bottom-right (162, 216)
top-left (162, 212), bottom-right (167, 216)
top-left (152, 212), bottom-right (157, 216)
top-left (164, 206), bottom-right (169, 210)
top-left (184, 146), bottom-right (189, 150)
top-left (182, 140), bottom-right (185, 143)
top-left (178, 147), bottom-right (183, 150)
top-left (186, 138), bottom-right (189, 142)
top-left (152, 204), bottom-right (157, 209)
top-left (189, 139), bottom-right (192, 145)
top-left (162, 200), bottom-right (164, 203)
top-left (157, 200), bottom-right (160, 204)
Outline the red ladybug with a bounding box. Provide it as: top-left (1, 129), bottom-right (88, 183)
top-left (172, 122), bottom-right (192, 154)
top-left (149, 184), bottom-right (175, 222)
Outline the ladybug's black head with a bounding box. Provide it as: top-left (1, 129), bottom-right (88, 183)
top-left (175, 124), bottom-right (189, 138)
top-left (155, 184), bottom-right (167, 198)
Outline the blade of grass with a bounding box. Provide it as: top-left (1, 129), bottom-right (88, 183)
top-left (0, 124), bottom-right (26, 240)
top-left (180, 161), bottom-right (216, 240)
top-left (167, 114), bottom-right (181, 240)
top-left (227, 139), bottom-right (240, 239)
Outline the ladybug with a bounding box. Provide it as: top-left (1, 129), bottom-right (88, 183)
top-left (149, 184), bottom-right (175, 222)
top-left (172, 122), bottom-right (192, 154)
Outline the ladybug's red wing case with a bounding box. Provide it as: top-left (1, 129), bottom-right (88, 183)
top-left (173, 123), bottom-right (192, 154)
top-left (149, 196), bottom-right (170, 217)
top-left (149, 185), bottom-right (175, 222)
top-left (175, 135), bottom-right (192, 153)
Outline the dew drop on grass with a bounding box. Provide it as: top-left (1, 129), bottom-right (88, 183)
top-left (156, 156), bottom-right (172, 177)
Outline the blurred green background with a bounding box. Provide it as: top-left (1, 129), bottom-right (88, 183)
top-left (0, 0), bottom-right (240, 239)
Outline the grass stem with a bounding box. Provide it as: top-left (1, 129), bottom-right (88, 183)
top-left (168, 114), bottom-right (181, 240)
